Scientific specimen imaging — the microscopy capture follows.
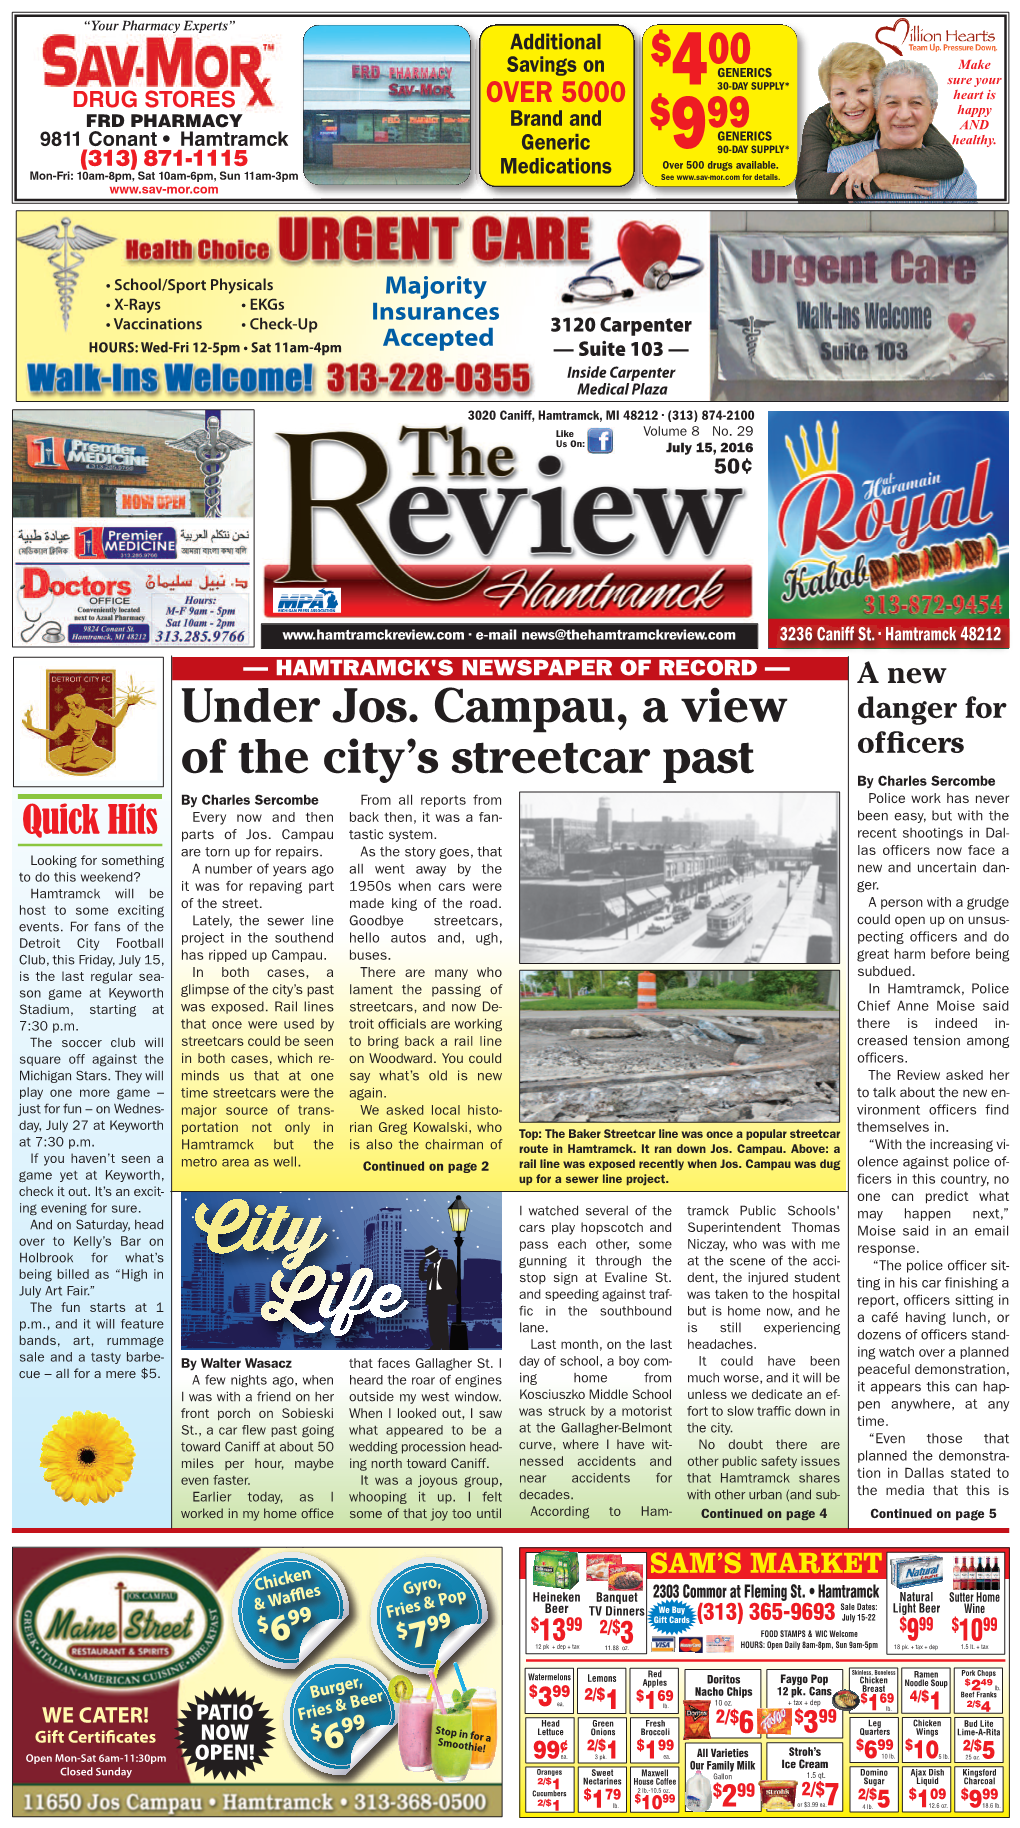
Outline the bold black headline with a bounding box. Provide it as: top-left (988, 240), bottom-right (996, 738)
top-left (177, 684), bottom-right (789, 783)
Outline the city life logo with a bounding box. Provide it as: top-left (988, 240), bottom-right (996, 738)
top-left (18, 219), bottom-right (115, 330)
top-left (19, 1555), bottom-right (223, 1689)
top-left (181, 1197), bottom-right (502, 1351)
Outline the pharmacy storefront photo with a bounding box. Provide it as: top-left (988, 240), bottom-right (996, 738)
top-left (304, 24), bottom-right (471, 183)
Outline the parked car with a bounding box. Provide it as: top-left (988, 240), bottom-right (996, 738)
top-left (645, 914), bottom-right (675, 936)
top-left (747, 939), bottom-right (767, 962)
top-left (674, 904), bottom-right (692, 922)
top-left (694, 893), bottom-right (712, 909)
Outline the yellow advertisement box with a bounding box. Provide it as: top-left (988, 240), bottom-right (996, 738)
top-left (642, 22), bottom-right (797, 186)
top-left (18, 207), bottom-right (648, 402)
top-left (480, 25), bottom-right (634, 185)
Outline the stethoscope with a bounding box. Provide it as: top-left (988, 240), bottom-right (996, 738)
top-left (561, 251), bottom-right (704, 305)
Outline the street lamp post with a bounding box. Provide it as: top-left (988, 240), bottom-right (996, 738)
top-left (448, 1195), bottom-right (470, 1350)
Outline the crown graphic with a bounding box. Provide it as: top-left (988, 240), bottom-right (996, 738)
top-left (18, 218), bottom-right (115, 330)
top-left (785, 420), bottom-right (840, 481)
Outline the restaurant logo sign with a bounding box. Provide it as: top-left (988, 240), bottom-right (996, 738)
top-left (19, 1555), bottom-right (223, 1689)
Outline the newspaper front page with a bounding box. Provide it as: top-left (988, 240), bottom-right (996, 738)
top-left (7, 8), bottom-right (1012, 1825)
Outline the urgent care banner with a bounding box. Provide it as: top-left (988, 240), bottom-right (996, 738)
top-left (717, 233), bottom-right (1007, 383)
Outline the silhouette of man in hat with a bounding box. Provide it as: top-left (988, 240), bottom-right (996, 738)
top-left (419, 1246), bottom-right (458, 1349)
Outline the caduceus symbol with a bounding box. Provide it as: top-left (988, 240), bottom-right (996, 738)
top-left (168, 410), bottom-right (251, 519)
top-left (18, 217), bottom-right (115, 329)
top-left (730, 315), bottom-right (775, 361)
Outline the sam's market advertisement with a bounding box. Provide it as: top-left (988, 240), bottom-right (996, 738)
top-left (767, 412), bottom-right (1008, 650)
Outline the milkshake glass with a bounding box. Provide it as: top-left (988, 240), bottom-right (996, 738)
top-left (432, 1701), bottom-right (473, 1782)
top-left (397, 1695), bottom-right (435, 1773)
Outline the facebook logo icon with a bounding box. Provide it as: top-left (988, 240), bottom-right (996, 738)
top-left (587, 427), bottom-right (613, 453)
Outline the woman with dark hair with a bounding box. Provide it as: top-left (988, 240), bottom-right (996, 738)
top-left (796, 40), bottom-right (964, 201)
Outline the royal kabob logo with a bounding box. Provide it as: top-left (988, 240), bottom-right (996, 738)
top-left (19, 1555), bottom-right (222, 1689)
top-left (770, 414), bottom-right (1005, 609)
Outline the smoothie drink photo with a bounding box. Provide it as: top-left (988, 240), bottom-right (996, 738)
top-left (397, 1695), bottom-right (435, 1774)
top-left (470, 1689), bottom-right (497, 1768)
top-left (432, 1694), bottom-right (475, 1782)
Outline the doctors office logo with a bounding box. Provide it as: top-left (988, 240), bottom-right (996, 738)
top-left (19, 1555), bottom-right (223, 1689)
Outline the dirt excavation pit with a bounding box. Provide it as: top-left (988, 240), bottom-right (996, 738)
top-left (519, 1011), bottom-right (840, 1123)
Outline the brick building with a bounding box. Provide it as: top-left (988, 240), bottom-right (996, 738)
top-left (304, 28), bottom-right (470, 178)
top-left (521, 858), bottom-right (669, 944)
top-left (13, 417), bottom-right (205, 518)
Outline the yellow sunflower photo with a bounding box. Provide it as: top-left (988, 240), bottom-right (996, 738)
top-left (40, 1410), bottom-right (135, 1505)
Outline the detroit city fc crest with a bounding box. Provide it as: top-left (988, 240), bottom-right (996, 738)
top-left (21, 669), bottom-right (150, 776)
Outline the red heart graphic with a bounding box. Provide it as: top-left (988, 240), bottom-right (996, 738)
top-left (874, 16), bottom-right (911, 55)
top-left (618, 221), bottom-right (681, 286)
top-left (949, 312), bottom-right (976, 341)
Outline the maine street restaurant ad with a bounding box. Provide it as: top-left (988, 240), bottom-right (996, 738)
top-left (8, 5), bottom-right (1013, 1822)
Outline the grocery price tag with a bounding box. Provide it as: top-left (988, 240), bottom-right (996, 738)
top-left (904, 1768), bottom-right (952, 1814)
top-left (525, 1667), bottom-right (575, 1714)
top-left (851, 1770), bottom-right (900, 1813)
top-left (954, 1767), bottom-right (1005, 1814)
top-left (233, 1553), bottom-right (349, 1671)
top-left (526, 1716), bottom-right (575, 1764)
